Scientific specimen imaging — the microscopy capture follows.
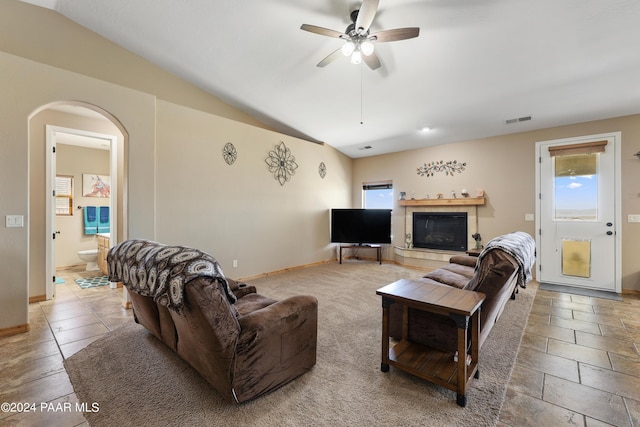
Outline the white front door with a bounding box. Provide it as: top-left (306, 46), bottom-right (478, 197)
top-left (536, 132), bottom-right (621, 292)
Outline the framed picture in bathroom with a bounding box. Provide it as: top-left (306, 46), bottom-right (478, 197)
top-left (82, 174), bottom-right (111, 198)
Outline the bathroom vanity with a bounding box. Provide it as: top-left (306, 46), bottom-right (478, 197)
top-left (97, 233), bottom-right (110, 275)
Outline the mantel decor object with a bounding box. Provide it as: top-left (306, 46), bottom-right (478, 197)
top-left (472, 233), bottom-right (483, 250)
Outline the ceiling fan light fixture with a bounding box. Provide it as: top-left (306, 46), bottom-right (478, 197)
top-left (361, 40), bottom-right (375, 56)
top-left (341, 41), bottom-right (355, 56)
top-left (301, 0), bottom-right (420, 70)
top-left (350, 50), bottom-right (362, 64)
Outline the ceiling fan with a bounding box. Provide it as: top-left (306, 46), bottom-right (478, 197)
top-left (300, 0), bottom-right (420, 70)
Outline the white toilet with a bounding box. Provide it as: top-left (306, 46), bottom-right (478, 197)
top-left (78, 249), bottom-right (99, 271)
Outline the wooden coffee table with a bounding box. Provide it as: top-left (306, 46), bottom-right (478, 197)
top-left (376, 279), bottom-right (485, 407)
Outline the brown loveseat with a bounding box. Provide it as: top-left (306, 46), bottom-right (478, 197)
top-left (389, 232), bottom-right (535, 352)
top-left (107, 239), bottom-right (318, 404)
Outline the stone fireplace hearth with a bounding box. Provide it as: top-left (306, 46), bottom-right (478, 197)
top-left (394, 197), bottom-right (484, 269)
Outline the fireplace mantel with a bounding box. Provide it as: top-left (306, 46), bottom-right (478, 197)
top-left (398, 197), bottom-right (485, 207)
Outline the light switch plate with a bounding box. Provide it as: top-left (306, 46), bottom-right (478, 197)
top-left (6, 215), bottom-right (24, 227)
top-left (525, 213), bottom-right (535, 222)
top-left (628, 214), bottom-right (640, 223)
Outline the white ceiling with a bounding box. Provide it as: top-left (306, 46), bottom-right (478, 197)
top-left (22, 0), bottom-right (640, 158)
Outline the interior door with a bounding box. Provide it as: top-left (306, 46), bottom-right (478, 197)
top-left (536, 133), bottom-right (620, 292)
top-left (46, 128), bottom-right (57, 300)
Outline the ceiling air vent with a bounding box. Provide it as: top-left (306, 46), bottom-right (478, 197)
top-left (505, 115), bottom-right (532, 124)
top-left (359, 145), bottom-right (373, 150)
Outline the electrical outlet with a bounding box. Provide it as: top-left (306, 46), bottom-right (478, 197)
top-left (232, 260), bottom-right (238, 268)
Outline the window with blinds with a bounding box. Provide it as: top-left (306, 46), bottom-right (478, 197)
top-left (553, 152), bottom-right (599, 221)
top-left (363, 182), bottom-right (393, 209)
top-left (56, 175), bottom-right (73, 216)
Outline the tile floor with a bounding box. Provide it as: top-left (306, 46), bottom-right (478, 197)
top-left (0, 271), bottom-right (638, 426)
top-left (0, 265), bottom-right (132, 426)
top-left (498, 282), bottom-right (640, 427)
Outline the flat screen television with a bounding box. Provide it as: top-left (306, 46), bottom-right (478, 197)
top-left (330, 209), bottom-right (392, 245)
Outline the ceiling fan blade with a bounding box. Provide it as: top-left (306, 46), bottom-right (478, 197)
top-left (317, 48), bottom-right (344, 67)
top-left (363, 52), bottom-right (381, 70)
top-left (370, 27), bottom-right (420, 42)
top-left (300, 24), bottom-right (346, 39)
top-left (355, 0), bottom-right (379, 34)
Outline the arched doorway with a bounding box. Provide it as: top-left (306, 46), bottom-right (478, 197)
top-left (29, 101), bottom-right (128, 303)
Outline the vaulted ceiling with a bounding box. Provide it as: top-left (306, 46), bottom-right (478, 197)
top-left (21, 0), bottom-right (640, 158)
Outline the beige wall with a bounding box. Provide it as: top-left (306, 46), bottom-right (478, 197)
top-left (353, 115), bottom-right (640, 291)
top-left (155, 101), bottom-right (351, 278)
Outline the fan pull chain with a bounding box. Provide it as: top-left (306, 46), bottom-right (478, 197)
top-left (360, 65), bottom-right (364, 125)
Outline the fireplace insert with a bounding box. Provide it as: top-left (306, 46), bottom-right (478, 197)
top-left (412, 212), bottom-right (467, 251)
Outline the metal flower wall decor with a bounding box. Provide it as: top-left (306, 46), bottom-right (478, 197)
top-left (222, 142), bottom-right (237, 165)
top-left (417, 160), bottom-right (466, 177)
top-left (318, 162), bottom-right (327, 178)
top-left (265, 141), bottom-right (298, 186)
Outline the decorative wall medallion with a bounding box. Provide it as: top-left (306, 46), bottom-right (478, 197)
top-left (417, 160), bottom-right (466, 177)
top-left (265, 141), bottom-right (298, 186)
top-left (222, 142), bottom-right (237, 165)
top-left (318, 162), bottom-right (327, 178)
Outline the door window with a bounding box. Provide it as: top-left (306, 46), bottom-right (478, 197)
top-left (553, 153), bottom-right (598, 221)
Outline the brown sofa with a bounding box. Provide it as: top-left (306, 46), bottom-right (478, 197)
top-left (107, 239), bottom-right (318, 404)
top-left (390, 232), bottom-right (535, 352)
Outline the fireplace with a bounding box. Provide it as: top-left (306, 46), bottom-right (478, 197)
top-left (413, 212), bottom-right (468, 251)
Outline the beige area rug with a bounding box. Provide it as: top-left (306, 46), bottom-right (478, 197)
top-left (64, 262), bottom-right (535, 426)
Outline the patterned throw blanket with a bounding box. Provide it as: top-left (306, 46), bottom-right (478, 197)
top-left (107, 239), bottom-right (236, 313)
top-left (476, 231), bottom-right (536, 288)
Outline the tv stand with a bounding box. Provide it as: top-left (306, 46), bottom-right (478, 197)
top-left (339, 244), bottom-right (382, 265)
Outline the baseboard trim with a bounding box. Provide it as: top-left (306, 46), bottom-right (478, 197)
top-left (236, 258), bottom-right (433, 283)
top-left (236, 259), bottom-right (336, 282)
top-left (0, 323), bottom-right (30, 338)
top-left (29, 294), bottom-right (46, 304)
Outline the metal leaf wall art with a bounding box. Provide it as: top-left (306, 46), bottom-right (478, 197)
top-left (417, 160), bottom-right (466, 177)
